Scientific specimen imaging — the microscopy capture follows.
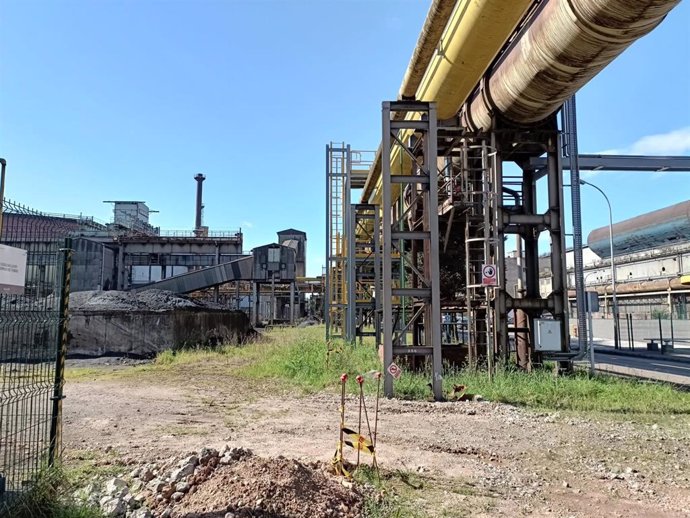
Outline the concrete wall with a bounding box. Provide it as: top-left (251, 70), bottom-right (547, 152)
top-left (590, 318), bottom-right (690, 343)
top-left (68, 309), bottom-right (253, 357)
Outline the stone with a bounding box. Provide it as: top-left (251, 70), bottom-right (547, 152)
top-left (130, 467), bottom-right (142, 479)
top-left (147, 479), bottom-right (165, 493)
top-left (170, 460), bottom-right (197, 482)
top-left (562, 481), bottom-right (570, 488)
top-left (105, 478), bottom-right (129, 498)
top-left (161, 508), bottom-right (173, 518)
top-left (140, 467), bottom-right (155, 483)
top-left (199, 448), bottom-right (219, 465)
top-left (176, 482), bottom-right (190, 493)
top-left (100, 496), bottom-right (127, 517)
top-left (171, 491), bottom-right (185, 501)
top-left (161, 484), bottom-right (176, 500)
top-left (225, 513), bottom-right (236, 518)
top-left (127, 510), bottom-right (152, 518)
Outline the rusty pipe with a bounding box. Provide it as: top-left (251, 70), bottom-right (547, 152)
top-left (463, 0), bottom-right (682, 131)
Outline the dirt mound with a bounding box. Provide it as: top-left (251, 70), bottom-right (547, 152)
top-left (139, 448), bottom-right (365, 518)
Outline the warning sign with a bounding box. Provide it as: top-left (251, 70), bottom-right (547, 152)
top-left (481, 264), bottom-right (497, 287)
top-left (387, 362), bottom-right (402, 380)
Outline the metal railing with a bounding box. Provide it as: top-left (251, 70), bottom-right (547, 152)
top-left (0, 199), bottom-right (71, 509)
top-left (158, 229), bottom-right (242, 238)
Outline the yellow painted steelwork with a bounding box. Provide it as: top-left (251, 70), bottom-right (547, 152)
top-left (361, 0), bottom-right (534, 205)
top-left (681, 275), bottom-right (690, 286)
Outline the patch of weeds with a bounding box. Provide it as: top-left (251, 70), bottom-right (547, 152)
top-left (353, 466), bottom-right (424, 518)
top-left (0, 465), bottom-right (104, 518)
top-left (63, 449), bottom-right (126, 488)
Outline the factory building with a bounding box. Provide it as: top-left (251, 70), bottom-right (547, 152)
top-left (532, 200), bottom-right (690, 320)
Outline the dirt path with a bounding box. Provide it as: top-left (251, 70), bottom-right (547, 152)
top-left (63, 367), bottom-right (690, 517)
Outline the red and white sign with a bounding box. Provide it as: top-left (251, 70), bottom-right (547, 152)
top-left (481, 264), bottom-right (497, 287)
top-left (387, 362), bottom-right (402, 380)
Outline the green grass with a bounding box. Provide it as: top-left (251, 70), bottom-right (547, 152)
top-left (239, 326), bottom-right (690, 415)
top-left (0, 466), bottom-right (103, 518)
top-left (68, 325), bottom-right (690, 415)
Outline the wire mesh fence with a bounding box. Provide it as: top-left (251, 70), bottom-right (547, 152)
top-left (0, 199), bottom-right (71, 507)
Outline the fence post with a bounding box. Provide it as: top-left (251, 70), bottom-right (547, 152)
top-left (49, 238), bottom-right (72, 466)
top-left (630, 315), bottom-right (635, 351)
top-left (658, 315), bottom-right (664, 355)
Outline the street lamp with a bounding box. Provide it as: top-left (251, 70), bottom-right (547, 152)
top-left (580, 179), bottom-right (621, 349)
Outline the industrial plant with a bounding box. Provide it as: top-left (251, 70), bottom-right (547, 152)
top-left (1, 174), bottom-right (310, 348)
top-left (324, 0), bottom-right (690, 400)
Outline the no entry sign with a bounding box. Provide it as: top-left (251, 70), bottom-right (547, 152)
top-left (481, 264), bottom-right (497, 286)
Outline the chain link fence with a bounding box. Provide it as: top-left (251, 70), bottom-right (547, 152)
top-left (0, 199), bottom-right (71, 508)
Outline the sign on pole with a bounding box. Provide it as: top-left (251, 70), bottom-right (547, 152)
top-left (386, 362), bottom-right (402, 380)
top-left (0, 244), bottom-right (27, 295)
top-left (481, 264), bottom-right (497, 287)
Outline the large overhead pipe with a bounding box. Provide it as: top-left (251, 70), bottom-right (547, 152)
top-left (362, 0), bottom-right (534, 203)
top-left (399, 0), bottom-right (456, 100)
top-left (463, 0), bottom-right (682, 131)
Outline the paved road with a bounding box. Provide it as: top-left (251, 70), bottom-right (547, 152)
top-left (592, 350), bottom-right (690, 385)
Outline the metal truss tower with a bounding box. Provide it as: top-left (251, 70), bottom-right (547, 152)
top-left (381, 101), bottom-right (443, 401)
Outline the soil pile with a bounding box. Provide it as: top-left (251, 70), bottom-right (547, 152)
top-left (136, 447), bottom-right (365, 518)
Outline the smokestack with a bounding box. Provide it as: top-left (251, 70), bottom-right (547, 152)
top-left (194, 173), bottom-right (205, 231)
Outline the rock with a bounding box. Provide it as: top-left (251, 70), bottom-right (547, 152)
top-left (127, 510), bottom-right (152, 518)
top-left (171, 491), bottom-right (185, 501)
top-left (147, 479), bottom-right (165, 493)
top-left (176, 482), bottom-right (190, 493)
top-left (255, 498), bottom-right (264, 507)
top-left (130, 467), bottom-right (142, 479)
top-left (100, 496), bottom-right (127, 517)
top-left (105, 478), bottom-right (129, 498)
top-left (73, 483), bottom-right (100, 506)
top-left (170, 457), bottom-right (198, 482)
top-left (161, 508), bottom-right (172, 518)
top-left (562, 481), bottom-right (570, 488)
top-left (199, 448), bottom-right (219, 465)
top-left (140, 467), bottom-right (155, 483)
top-left (225, 513), bottom-right (236, 518)
top-left (161, 484), bottom-right (176, 500)
top-left (219, 455), bottom-right (233, 465)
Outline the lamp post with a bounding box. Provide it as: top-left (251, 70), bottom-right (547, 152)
top-left (580, 179), bottom-right (620, 349)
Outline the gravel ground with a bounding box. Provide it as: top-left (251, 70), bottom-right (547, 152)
top-left (63, 366), bottom-right (690, 517)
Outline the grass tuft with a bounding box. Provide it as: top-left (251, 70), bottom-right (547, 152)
top-left (0, 466), bottom-right (103, 518)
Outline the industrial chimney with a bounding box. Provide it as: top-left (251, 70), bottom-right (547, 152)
top-left (194, 173), bottom-right (205, 232)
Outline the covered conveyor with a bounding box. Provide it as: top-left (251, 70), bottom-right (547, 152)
top-left (131, 256), bottom-right (253, 294)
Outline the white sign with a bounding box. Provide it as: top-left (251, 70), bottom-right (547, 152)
top-left (0, 245), bottom-right (27, 295)
top-left (387, 362), bottom-right (402, 380)
top-left (481, 264), bottom-right (497, 286)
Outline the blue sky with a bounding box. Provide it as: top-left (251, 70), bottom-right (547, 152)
top-left (1, 0), bottom-right (689, 276)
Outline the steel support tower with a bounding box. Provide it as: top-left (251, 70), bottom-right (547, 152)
top-left (381, 101), bottom-right (443, 401)
top-left (346, 203), bottom-right (381, 343)
top-left (325, 143), bottom-right (350, 340)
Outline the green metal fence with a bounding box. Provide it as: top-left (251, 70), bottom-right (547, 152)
top-left (0, 199), bottom-right (71, 508)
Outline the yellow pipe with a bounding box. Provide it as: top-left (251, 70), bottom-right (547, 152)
top-left (362, 0), bottom-right (533, 205)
